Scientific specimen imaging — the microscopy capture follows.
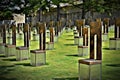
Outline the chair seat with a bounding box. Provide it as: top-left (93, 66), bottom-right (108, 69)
top-left (78, 46), bottom-right (88, 48)
top-left (78, 59), bottom-right (101, 65)
top-left (16, 46), bottom-right (29, 50)
top-left (30, 49), bottom-right (46, 54)
top-left (5, 44), bottom-right (15, 48)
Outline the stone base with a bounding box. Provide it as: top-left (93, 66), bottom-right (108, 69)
top-left (109, 25), bottom-right (114, 32)
top-left (46, 42), bottom-right (54, 50)
top-left (78, 46), bottom-right (88, 56)
top-left (58, 32), bottom-right (61, 37)
top-left (62, 27), bottom-right (65, 31)
top-left (46, 42), bottom-right (49, 50)
top-left (109, 38), bottom-right (120, 50)
top-left (16, 46), bottom-right (29, 61)
top-left (74, 32), bottom-right (79, 37)
top-left (102, 33), bottom-right (108, 41)
top-left (54, 36), bottom-right (58, 42)
top-left (0, 43), bottom-right (5, 54)
top-left (109, 38), bottom-right (116, 49)
top-left (78, 59), bottom-right (102, 80)
top-left (66, 27), bottom-right (71, 32)
top-left (7, 37), bottom-right (12, 44)
top-left (7, 32), bottom-right (12, 37)
top-left (73, 30), bottom-right (77, 34)
top-left (19, 33), bottom-right (23, 39)
top-left (46, 31), bottom-right (50, 38)
top-left (116, 38), bottom-right (120, 50)
top-left (32, 34), bottom-right (39, 41)
top-left (0, 37), bottom-right (2, 43)
top-left (74, 36), bottom-right (79, 45)
top-left (30, 50), bottom-right (46, 66)
top-left (78, 37), bottom-right (83, 46)
top-left (5, 45), bottom-right (16, 57)
top-left (73, 26), bottom-right (77, 31)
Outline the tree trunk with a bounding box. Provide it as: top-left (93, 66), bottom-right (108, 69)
top-left (39, 9), bottom-right (42, 22)
top-left (57, 4), bottom-right (60, 21)
top-left (82, 0), bottom-right (85, 19)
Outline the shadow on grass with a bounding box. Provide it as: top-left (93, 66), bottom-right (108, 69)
top-left (64, 44), bottom-right (76, 46)
top-left (15, 63), bottom-right (31, 66)
top-left (15, 62), bottom-right (49, 67)
top-left (102, 48), bottom-right (110, 50)
top-left (2, 58), bottom-right (16, 61)
top-left (106, 64), bottom-right (120, 67)
top-left (67, 35), bottom-right (73, 37)
top-left (66, 54), bottom-right (79, 57)
top-left (53, 77), bottom-right (78, 80)
top-left (65, 39), bottom-right (74, 41)
top-left (0, 54), bottom-right (5, 57)
top-left (0, 77), bottom-right (16, 80)
top-left (102, 48), bottom-right (117, 50)
top-left (0, 65), bottom-right (14, 75)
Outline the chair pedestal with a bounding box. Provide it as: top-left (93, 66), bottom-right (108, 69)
top-left (78, 59), bottom-right (102, 80)
top-left (66, 27), bottom-right (71, 33)
top-left (74, 36), bottom-right (79, 45)
top-left (54, 36), bottom-right (58, 43)
top-left (73, 26), bottom-right (77, 31)
top-left (7, 37), bottom-right (12, 44)
top-left (78, 37), bottom-right (83, 46)
top-left (46, 30), bottom-right (50, 38)
top-left (74, 32), bottom-right (79, 37)
top-left (16, 46), bottom-right (29, 61)
top-left (102, 33), bottom-right (108, 41)
top-left (58, 32), bottom-right (61, 36)
top-left (19, 33), bottom-right (23, 39)
top-left (0, 37), bottom-right (2, 43)
top-left (30, 50), bottom-right (46, 66)
top-left (116, 38), bottom-right (120, 50)
top-left (32, 34), bottom-right (39, 41)
top-left (109, 38), bottom-right (116, 50)
top-left (78, 46), bottom-right (88, 56)
top-left (5, 45), bottom-right (16, 57)
top-left (0, 43), bottom-right (5, 54)
top-left (46, 42), bottom-right (54, 50)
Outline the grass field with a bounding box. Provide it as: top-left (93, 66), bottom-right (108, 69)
top-left (0, 29), bottom-right (120, 80)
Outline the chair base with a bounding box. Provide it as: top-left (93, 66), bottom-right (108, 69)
top-left (78, 46), bottom-right (88, 56)
top-left (78, 59), bottom-right (102, 80)
top-left (46, 42), bottom-right (54, 50)
top-left (0, 43), bottom-right (5, 54)
top-left (16, 46), bottom-right (29, 61)
top-left (30, 49), bottom-right (46, 66)
top-left (5, 45), bottom-right (16, 57)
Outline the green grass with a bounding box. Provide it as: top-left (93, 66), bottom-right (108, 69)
top-left (0, 29), bottom-right (120, 80)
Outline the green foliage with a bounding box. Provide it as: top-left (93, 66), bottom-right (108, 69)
top-left (82, 0), bottom-right (120, 16)
top-left (52, 0), bottom-right (60, 5)
top-left (4, 11), bottom-right (12, 18)
top-left (0, 11), bottom-right (13, 20)
top-left (0, 0), bottom-right (50, 18)
top-left (103, 0), bottom-right (120, 16)
top-left (51, 0), bottom-right (70, 5)
top-left (83, 0), bottom-right (104, 13)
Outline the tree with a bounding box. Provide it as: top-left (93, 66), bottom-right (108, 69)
top-left (103, 0), bottom-right (120, 16)
top-left (0, 0), bottom-right (49, 21)
top-left (0, 0), bottom-right (13, 20)
top-left (83, 0), bottom-right (104, 19)
top-left (51, 0), bottom-right (70, 21)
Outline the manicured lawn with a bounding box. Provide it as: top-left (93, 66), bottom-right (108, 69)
top-left (0, 29), bottom-right (120, 80)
